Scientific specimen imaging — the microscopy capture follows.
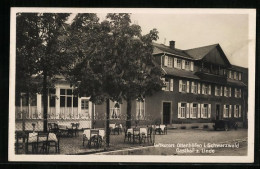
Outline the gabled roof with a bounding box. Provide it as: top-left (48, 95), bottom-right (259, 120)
top-left (184, 44), bottom-right (218, 60)
top-left (153, 43), bottom-right (193, 59)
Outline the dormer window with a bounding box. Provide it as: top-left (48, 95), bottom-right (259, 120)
top-left (177, 59), bottom-right (182, 69)
top-left (168, 57), bottom-right (173, 68)
top-left (185, 61), bottom-right (190, 70)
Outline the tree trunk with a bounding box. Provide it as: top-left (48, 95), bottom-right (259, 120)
top-left (105, 98), bottom-right (110, 147)
top-left (126, 97), bottom-right (132, 129)
top-left (43, 71), bottom-right (48, 132)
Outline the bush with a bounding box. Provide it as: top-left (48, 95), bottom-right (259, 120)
top-left (180, 126), bottom-right (186, 129)
top-left (203, 125), bottom-right (209, 129)
top-left (191, 126), bottom-right (199, 129)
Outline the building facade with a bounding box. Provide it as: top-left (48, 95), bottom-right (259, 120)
top-left (15, 41), bottom-right (248, 129)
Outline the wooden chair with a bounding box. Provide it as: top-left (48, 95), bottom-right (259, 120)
top-left (36, 132), bottom-right (49, 154)
top-left (140, 127), bottom-right (153, 143)
top-left (124, 128), bottom-right (132, 142)
top-left (89, 130), bottom-right (100, 148)
top-left (71, 123), bottom-right (79, 137)
top-left (133, 128), bottom-right (141, 144)
top-left (15, 131), bottom-right (26, 154)
top-left (48, 133), bottom-right (60, 154)
top-left (25, 132), bottom-right (37, 154)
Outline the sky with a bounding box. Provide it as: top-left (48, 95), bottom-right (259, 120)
top-left (68, 13), bottom-right (249, 68)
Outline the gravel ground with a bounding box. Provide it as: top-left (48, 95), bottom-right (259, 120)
top-left (132, 128), bottom-right (248, 156)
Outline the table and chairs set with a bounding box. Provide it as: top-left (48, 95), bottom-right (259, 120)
top-left (82, 129), bottom-right (105, 148)
top-left (15, 130), bottom-right (60, 154)
top-left (15, 122), bottom-right (80, 154)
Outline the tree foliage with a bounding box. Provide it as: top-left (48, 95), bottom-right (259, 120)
top-left (16, 13), bottom-right (72, 131)
top-left (67, 13), bottom-right (163, 128)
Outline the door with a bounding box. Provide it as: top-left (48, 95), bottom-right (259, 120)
top-left (163, 102), bottom-right (171, 124)
top-left (216, 104), bottom-right (221, 120)
top-left (81, 99), bottom-right (89, 119)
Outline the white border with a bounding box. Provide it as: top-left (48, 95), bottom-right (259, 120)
top-left (9, 8), bottom-right (256, 163)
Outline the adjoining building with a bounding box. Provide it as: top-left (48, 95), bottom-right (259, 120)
top-left (14, 41), bottom-right (248, 130)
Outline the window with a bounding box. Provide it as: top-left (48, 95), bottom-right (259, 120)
top-left (234, 105), bottom-right (242, 118)
top-left (191, 82), bottom-right (198, 94)
top-left (81, 100), bottom-right (89, 110)
top-left (60, 89), bottom-right (78, 108)
top-left (49, 89), bottom-right (56, 107)
top-left (185, 61), bottom-right (190, 70)
top-left (231, 71), bottom-right (234, 79)
top-left (191, 103), bottom-right (198, 118)
top-left (162, 78), bottom-right (174, 91)
top-left (215, 86), bottom-right (222, 96)
top-left (223, 105), bottom-right (232, 118)
top-left (165, 78), bottom-right (170, 91)
top-left (179, 80), bottom-right (189, 93)
top-left (182, 82), bottom-right (186, 92)
top-left (238, 73), bottom-right (242, 80)
top-left (168, 57), bottom-right (173, 68)
top-left (110, 101), bottom-right (121, 119)
top-left (224, 87), bottom-right (232, 97)
top-left (177, 59), bottom-right (182, 69)
top-left (234, 72), bottom-right (237, 80)
top-left (202, 84), bottom-right (211, 95)
top-left (136, 98), bottom-right (145, 120)
top-left (199, 103), bottom-right (211, 118)
top-left (235, 88), bottom-right (241, 98)
top-left (178, 103), bottom-right (187, 118)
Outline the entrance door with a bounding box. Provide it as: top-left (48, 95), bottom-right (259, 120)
top-left (81, 99), bottom-right (89, 119)
top-left (216, 104), bottom-right (221, 120)
top-left (163, 102), bottom-right (171, 124)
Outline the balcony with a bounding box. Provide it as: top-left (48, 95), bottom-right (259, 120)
top-left (195, 68), bottom-right (227, 84)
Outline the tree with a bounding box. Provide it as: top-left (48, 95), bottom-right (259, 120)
top-left (16, 13), bottom-right (72, 132)
top-left (67, 13), bottom-right (163, 145)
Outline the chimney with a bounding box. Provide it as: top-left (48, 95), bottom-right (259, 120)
top-left (169, 41), bottom-right (175, 49)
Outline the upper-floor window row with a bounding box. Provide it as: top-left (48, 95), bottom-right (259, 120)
top-left (164, 55), bottom-right (194, 71)
top-left (228, 70), bottom-right (242, 81)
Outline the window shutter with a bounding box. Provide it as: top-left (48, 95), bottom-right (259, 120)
top-left (224, 87), bottom-right (227, 97)
top-left (186, 81), bottom-right (190, 93)
top-left (174, 58), bottom-right (177, 68)
top-left (229, 71), bottom-right (231, 78)
top-left (186, 103), bottom-right (190, 118)
top-left (201, 104), bottom-right (204, 118)
top-left (208, 104), bottom-right (211, 118)
top-left (178, 103), bottom-right (181, 118)
top-left (215, 86), bottom-right (217, 96)
top-left (234, 106), bottom-right (237, 118)
top-left (239, 89), bottom-right (242, 98)
top-left (229, 105), bottom-right (232, 118)
top-left (161, 78), bottom-right (165, 91)
top-left (170, 79), bottom-right (174, 91)
top-left (202, 84), bottom-right (205, 94)
top-left (229, 87), bottom-right (232, 97)
top-left (239, 105), bottom-right (242, 117)
top-left (182, 60), bottom-right (185, 69)
top-left (234, 88), bottom-right (237, 98)
top-left (198, 104), bottom-right (201, 118)
top-left (208, 85), bottom-right (211, 95)
top-left (220, 86), bottom-right (223, 96)
top-left (191, 62), bottom-right (194, 71)
top-left (190, 103), bottom-right (193, 118)
top-left (179, 80), bottom-right (182, 92)
top-left (191, 82), bottom-right (194, 93)
top-left (223, 105), bottom-right (226, 118)
top-left (164, 56), bottom-right (168, 67)
top-left (198, 83), bottom-right (201, 94)
top-left (239, 73), bottom-right (241, 80)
